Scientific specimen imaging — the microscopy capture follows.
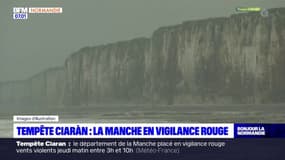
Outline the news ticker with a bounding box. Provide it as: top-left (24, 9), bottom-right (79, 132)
top-left (13, 123), bottom-right (285, 139)
top-left (13, 7), bottom-right (63, 20)
top-left (0, 138), bottom-right (283, 160)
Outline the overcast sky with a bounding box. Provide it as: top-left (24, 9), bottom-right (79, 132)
top-left (0, 0), bottom-right (284, 81)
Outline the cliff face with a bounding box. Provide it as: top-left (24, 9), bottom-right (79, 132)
top-left (1, 8), bottom-right (285, 107)
top-left (64, 38), bottom-right (150, 105)
top-left (147, 8), bottom-right (285, 104)
top-left (0, 80), bottom-right (30, 105)
top-left (29, 67), bottom-right (65, 107)
top-left (0, 67), bottom-right (64, 108)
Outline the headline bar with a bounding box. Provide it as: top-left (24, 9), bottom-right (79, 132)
top-left (13, 123), bottom-right (234, 139)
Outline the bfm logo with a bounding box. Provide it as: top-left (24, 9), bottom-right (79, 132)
top-left (13, 7), bottom-right (28, 20)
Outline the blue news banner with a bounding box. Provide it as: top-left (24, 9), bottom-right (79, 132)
top-left (1, 123), bottom-right (285, 160)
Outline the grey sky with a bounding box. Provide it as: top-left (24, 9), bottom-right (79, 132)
top-left (0, 0), bottom-right (284, 81)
